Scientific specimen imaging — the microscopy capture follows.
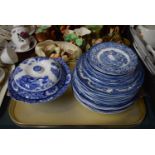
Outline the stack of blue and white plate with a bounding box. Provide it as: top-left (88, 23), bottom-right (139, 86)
top-left (72, 42), bottom-right (144, 114)
top-left (8, 57), bottom-right (71, 104)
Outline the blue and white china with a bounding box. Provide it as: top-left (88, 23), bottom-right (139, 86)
top-left (72, 42), bottom-right (144, 114)
top-left (87, 42), bottom-right (138, 75)
top-left (8, 57), bottom-right (71, 104)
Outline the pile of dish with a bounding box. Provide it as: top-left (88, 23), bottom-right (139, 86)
top-left (8, 57), bottom-right (71, 103)
top-left (72, 42), bottom-right (144, 114)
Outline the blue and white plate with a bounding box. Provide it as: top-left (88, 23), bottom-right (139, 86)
top-left (8, 57), bottom-right (71, 103)
top-left (72, 79), bottom-right (136, 109)
top-left (73, 88), bottom-right (133, 114)
top-left (8, 73), bottom-right (71, 103)
top-left (87, 42), bottom-right (138, 75)
top-left (76, 55), bottom-right (144, 95)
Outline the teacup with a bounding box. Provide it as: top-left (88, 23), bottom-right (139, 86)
top-left (11, 26), bottom-right (30, 51)
top-left (1, 45), bottom-right (18, 64)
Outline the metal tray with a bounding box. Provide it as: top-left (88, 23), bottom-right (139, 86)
top-left (8, 87), bottom-right (146, 128)
top-left (0, 65), bottom-right (15, 108)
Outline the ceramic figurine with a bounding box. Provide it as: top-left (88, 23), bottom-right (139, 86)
top-left (74, 27), bottom-right (91, 37)
top-left (102, 26), bottom-right (131, 46)
top-left (63, 30), bottom-right (83, 46)
top-left (35, 40), bottom-right (82, 69)
top-left (63, 27), bottom-right (91, 47)
top-left (85, 26), bottom-right (131, 50)
top-left (85, 25), bottom-right (103, 32)
top-left (60, 25), bottom-right (71, 35)
top-left (35, 25), bottom-right (51, 42)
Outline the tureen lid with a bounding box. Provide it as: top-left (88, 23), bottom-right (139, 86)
top-left (12, 57), bottom-right (62, 92)
top-left (87, 42), bottom-right (138, 75)
top-left (8, 57), bottom-right (71, 103)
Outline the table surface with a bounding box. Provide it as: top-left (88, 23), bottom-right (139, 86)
top-left (0, 94), bottom-right (155, 129)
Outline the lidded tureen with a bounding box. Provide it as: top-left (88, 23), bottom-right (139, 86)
top-left (8, 57), bottom-right (71, 103)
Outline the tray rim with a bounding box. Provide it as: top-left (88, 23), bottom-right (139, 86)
top-left (8, 97), bottom-right (146, 128)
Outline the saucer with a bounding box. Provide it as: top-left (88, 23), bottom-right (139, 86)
top-left (8, 36), bottom-right (37, 53)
